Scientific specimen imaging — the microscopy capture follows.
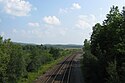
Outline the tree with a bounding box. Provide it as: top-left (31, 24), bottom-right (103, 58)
top-left (7, 45), bottom-right (26, 83)
top-left (49, 47), bottom-right (60, 59)
top-left (83, 6), bottom-right (125, 83)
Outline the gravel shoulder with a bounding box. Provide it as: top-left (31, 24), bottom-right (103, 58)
top-left (70, 53), bottom-right (84, 83)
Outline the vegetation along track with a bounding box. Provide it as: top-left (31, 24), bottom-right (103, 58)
top-left (35, 53), bottom-right (77, 83)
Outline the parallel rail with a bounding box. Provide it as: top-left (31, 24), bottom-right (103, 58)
top-left (41, 54), bottom-right (76, 83)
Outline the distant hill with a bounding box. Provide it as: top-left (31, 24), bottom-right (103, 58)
top-left (13, 42), bottom-right (37, 46)
top-left (13, 42), bottom-right (83, 49)
top-left (44, 44), bottom-right (83, 49)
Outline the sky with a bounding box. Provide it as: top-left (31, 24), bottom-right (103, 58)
top-left (0, 0), bottom-right (125, 45)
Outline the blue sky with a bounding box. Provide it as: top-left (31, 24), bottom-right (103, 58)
top-left (0, 0), bottom-right (125, 45)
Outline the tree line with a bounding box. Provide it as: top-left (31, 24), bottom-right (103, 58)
top-left (0, 36), bottom-right (70, 83)
top-left (82, 6), bottom-right (125, 83)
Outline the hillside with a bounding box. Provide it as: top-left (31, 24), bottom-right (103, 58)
top-left (44, 44), bottom-right (83, 49)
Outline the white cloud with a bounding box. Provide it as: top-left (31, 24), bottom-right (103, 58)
top-left (90, 14), bottom-right (97, 25)
top-left (59, 2), bottom-right (81, 14)
top-left (43, 16), bottom-right (61, 25)
top-left (11, 28), bottom-right (43, 40)
top-left (59, 8), bottom-right (68, 14)
top-left (76, 19), bottom-right (91, 29)
top-left (76, 15), bottom-right (97, 29)
top-left (9, 24), bottom-right (87, 44)
top-left (10, 26), bottom-right (69, 44)
top-left (0, 0), bottom-right (32, 16)
top-left (71, 3), bottom-right (81, 10)
top-left (28, 22), bottom-right (40, 27)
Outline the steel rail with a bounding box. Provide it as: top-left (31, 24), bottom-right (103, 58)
top-left (42, 55), bottom-right (71, 83)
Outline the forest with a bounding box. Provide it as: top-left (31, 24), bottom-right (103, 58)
top-left (0, 36), bottom-right (73, 83)
top-left (82, 6), bottom-right (125, 83)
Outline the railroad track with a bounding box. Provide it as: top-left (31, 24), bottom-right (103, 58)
top-left (40, 54), bottom-right (76, 83)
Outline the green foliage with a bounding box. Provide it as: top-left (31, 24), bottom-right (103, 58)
top-left (0, 36), bottom-right (70, 83)
top-left (49, 47), bottom-right (60, 59)
top-left (106, 61), bottom-right (120, 83)
top-left (0, 49), bottom-right (10, 82)
top-left (82, 6), bottom-right (125, 83)
top-left (7, 45), bottom-right (26, 83)
top-left (83, 39), bottom-right (103, 83)
top-left (19, 52), bottom-right (71, 83)
top-left (83, 39), bottom-right (90, 51)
